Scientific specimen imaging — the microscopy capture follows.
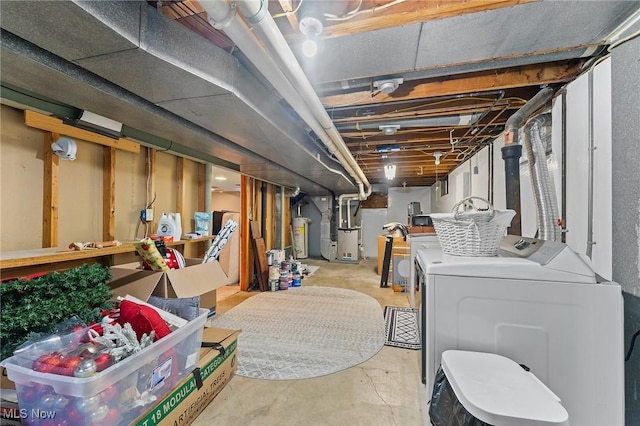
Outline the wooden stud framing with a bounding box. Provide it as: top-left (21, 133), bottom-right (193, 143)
top-left (264, 184), bottom-right (275, 250)
top-left (176, 157), bottom-right (188, 255)
top-left (102, 147), bottom-right (116, 241)
top-left (25, 110), bottom-right (140, 153)
top-left (42, 132), bottom-right (59, 248)
top-left (196, 163), bottom-right (207, 257)
top-left (176, 157), bottom-right (185, 217)
top-left (146, 148), bottom-right (157, 232)
top-left (240, 174), bottom-right (251, 291)
top-left (197, 163), bottom-right (206, 212)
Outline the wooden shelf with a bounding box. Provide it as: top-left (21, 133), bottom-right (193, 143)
top-left (0, 236), bottom-right (216, 273)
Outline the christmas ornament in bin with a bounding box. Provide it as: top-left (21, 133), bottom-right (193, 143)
top-left (4, 298), bottom-right (209, 425)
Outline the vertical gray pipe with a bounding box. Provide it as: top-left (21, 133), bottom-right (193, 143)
top-left (502, 87), bottom-right (554, 235)
top-left (501, 144), bottom-right (523, 234)
top-left (561, 90), bottom-right (567, 243)
top-left (586, 70), bottom-right (595, 258)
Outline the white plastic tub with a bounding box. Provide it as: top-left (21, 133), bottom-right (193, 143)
top-left (4, 309), bottom-right (207, 425)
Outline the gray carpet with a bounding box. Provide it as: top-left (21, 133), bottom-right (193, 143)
top-left (208, 286), bottom-right (385, 380)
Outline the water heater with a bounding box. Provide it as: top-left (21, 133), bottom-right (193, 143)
top-left (292, 217), bottom-right (310, 258)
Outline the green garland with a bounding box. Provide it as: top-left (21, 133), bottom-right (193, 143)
top-left (0, 264), bottom-right (115, 361)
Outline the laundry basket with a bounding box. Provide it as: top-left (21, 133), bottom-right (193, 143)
top-left (430, 197), bottom-right (515, 257)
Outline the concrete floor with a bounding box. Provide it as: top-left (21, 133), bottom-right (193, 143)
top-left (192, 258), bottom-right (427, 426)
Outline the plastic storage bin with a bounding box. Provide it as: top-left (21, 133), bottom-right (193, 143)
top-left (3, 309), bottom-right (208, 425)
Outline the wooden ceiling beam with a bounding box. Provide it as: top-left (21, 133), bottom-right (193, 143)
top-left (321, 61), bottom-right (583, 108)
top-left (276, 0), bottom-right (300, 32)
top-left (319, 0), bottom-right (537, 39)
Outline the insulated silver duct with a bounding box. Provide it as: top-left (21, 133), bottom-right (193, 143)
top-left (522, 113), bottom-right (560, 241)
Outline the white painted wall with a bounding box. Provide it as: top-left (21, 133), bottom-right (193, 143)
top-left (564, 59), bottom-right (613, 279)
top-left (388, 186), bottom-right (431, 223)
top-left (591, 60), bottom-right (613, 281)
top-left (431, 145), bottom-right (507, 214)
top-left (361, 186), bottom-right (432, 259)
top-left (361, 209), bottom-right (389, 259)
top-left (429, 59), bottom-right (613, 280)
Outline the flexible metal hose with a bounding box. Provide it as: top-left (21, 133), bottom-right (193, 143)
top-left (522, 114), bottom-right (560, 240)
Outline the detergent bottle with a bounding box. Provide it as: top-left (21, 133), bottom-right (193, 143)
top-left (157, 213), bottom-right (178, 241)
top-left (173, 212), bottom-right (183, 241)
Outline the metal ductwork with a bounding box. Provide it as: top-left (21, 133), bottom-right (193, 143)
top-left (502, 86), bottom-right (554, 235)
top-left (199, 0), bottom-right (372, 200)
top-left (522, 113), bottom-right (560, 241)
top-left (335, 113), bottom-right (483, 132)
top-left (0, 0), bottom-right (357, 195)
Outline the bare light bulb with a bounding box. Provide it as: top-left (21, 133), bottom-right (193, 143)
top-left (302, 39), bottom-right (318, 57)
top-left (434, 151), bottom-right (443, 166)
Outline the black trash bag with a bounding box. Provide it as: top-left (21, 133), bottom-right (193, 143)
top-left (429, 366), bottom-right (492, 426)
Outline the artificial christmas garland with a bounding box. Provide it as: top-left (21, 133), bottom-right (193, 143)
top-left (0, 263), bottom-right (115, 361)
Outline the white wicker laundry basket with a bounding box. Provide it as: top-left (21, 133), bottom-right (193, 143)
top-left (430, 197), bottom-right (515, 257)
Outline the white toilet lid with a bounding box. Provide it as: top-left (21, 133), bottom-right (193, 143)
top-left (441, 350), bottom-right (569, 426)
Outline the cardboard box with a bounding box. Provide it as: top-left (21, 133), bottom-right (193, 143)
top-left (133, 327), bottom-right (240, 426)
top-left (0, 368), bottom-right (14, 391)
top-left (392, 253), bottom-right (411, 292)
top-left (377, 236), bottom-right (409, 275)
top-left (0, 398), bottom-right (22, 426)
top-left (408, 226), bottom-right (435, 234)
top-left (108, 258), bottom-right (232, 314)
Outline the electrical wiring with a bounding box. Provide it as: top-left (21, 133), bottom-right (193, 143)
top-left (328, 90), bottom-right (383, 110)
top-left (324, 0), bottom-right (405, 22)
top-left (271, 0), bottom-right (305, 19)
top-left (626, 329), bottom-right (640, 361)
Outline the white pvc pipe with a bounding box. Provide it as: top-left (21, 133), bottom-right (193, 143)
top-left (236, 0), bottom-right (371, 199)
top-left (199, 0), bottom-right (371, 199)
top-left (338, 193), bottom-right (360, 229)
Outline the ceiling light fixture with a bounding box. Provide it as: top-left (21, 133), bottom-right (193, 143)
top-left (384, 164), bottom-right (396, 180)
top-left (433, 151), bottom-right (443, 166)
top-left (214, 176), bottom-right (228, 181)
top-left (299, 11), bottom-right (323, 57)
top-left (63, 110), bottom-right (123, 139)
top-left (376, 144), bottom-right (400, 153)
top-left (373, 77), bottom-right (404, 94)
top-left (379, 124), bottom-right (400, 135)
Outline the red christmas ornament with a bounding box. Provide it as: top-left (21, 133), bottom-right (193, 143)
top-left (99, 385), bottom-right (118, 404)
top-left (103, 408), bottom-right (121, 424)
top-left (94, 353), bottom-right (113, 372)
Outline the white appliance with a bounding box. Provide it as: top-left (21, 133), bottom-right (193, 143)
top-left (337, 228), bottom-right (359, 262)
top-left (292, 216), bottom-right (310, 258)
top-left (416, 235), bottom-right (624, 426)
top-left (408, 233), bottom-right (439, 309)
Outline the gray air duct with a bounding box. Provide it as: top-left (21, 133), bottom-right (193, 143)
top-left (502, 87), bottom-right (554, 235)
top-left (522, 113), bottom-right (560, 241)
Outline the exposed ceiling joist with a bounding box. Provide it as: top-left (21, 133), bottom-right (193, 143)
top-left (321, 61), bottom-right (584, 108)
top-left (316, 0), bottom-right (538, 39)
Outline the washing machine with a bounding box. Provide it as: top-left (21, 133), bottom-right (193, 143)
top-left (408, 232), bottom-right (439, 309)
top-left (416, 235), bottom-right (624, 426)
